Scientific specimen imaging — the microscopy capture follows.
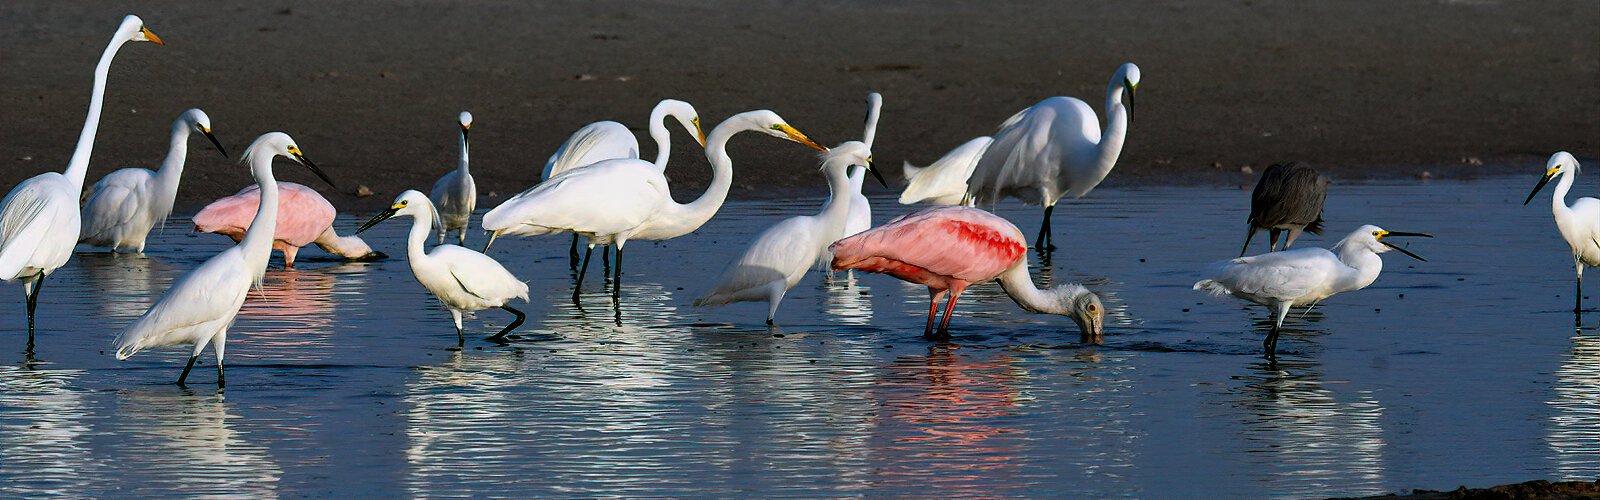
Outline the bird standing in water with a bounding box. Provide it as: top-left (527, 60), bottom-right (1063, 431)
top-left (193, 182), bottom-right (385, 268)
top-left (429, 111), bottom-right (477, 245)
top-left (1524, 152), bottom-right (1598, 313)
top-left (80, 108), bottom-right (228, 253)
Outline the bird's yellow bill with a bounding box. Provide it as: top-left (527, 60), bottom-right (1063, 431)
top-left (141, 26), bottom-right (163, 46)
top-left (775, 124), bottom-right (826, 152)
top-left (692, 118), bottom-right (706, 147)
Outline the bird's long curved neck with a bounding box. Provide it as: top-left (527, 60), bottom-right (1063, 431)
top-left (156, 119), bottom-right (192, 186)
top-left (995, 262), bottom-right (1076, 315)
top-left (1553, 169), bottom-right (1575, 214)
top-left (241, 160), bottom-right (280, 270)
top-left (1333, 241), bottom-right (1384, 292)
top-left (847, 167), bottom-right (867, 194)
top-left (648, 109), bottom-right (673, 169)
top-left (655, 123), bottom-right (741, 236)
top-left (1087, 104), bottom-right (1128, 181)
top-left (817, 163), bottom-right (854, 229)
top-left (63, 35), bottom-right (131, 189)
top-left (456, 128), bottom-right (470, 175)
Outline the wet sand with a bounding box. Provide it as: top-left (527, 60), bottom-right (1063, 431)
top-left (1, 0), bottom-right (1596, 211)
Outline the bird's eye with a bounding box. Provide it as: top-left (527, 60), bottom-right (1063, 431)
top-left (1087, 304), bottom-right (1097, 313)
top-left (398, 200), bottom-right (408, 207)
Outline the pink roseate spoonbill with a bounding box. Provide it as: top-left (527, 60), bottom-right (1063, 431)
top-left (1523, 152), bottom-right (1599, 313)
top-left (483, 110), bottom-right (824, 300)
top-left (193, 182), bottom-right (384, 269)
top-left (539, 99), bottom-right (706, 266)
top-left (1241, 161), bottom-right (1328, 256)
top-left (697, 142), bottom-right (879, 323)
top-left (429, 111), bottom-right (476, 245)
top-left (357, 190), bottom-right (530, 346)
top-left (829, 205), bottom-right (1105, 342)
top-left (115, 132), bottom-right (332, 387)
top-left (899, 136), bottom-right (992, 206)
top-left (966, 62), bottom-right (1140, 252)
top-left (1195, 225), bottom-right (1429, 359)
top-left (0, 15), bottom-right (160, 352)
top-left (81, 108), bottom-right (228, 253)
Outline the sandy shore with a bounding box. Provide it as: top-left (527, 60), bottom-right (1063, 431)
top-left (1, 0), bottom-right (1596, 211)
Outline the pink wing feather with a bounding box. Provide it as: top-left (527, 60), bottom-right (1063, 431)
top-left (830, 206), bottom-right (1026, 286)
top-left (192, 182), bottom-right (336, 247)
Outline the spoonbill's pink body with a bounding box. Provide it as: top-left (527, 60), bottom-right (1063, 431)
top-left (193, 182), bottom-right (381, 268)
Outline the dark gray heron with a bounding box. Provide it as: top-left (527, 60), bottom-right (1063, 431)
top-left (1241, 162), bottom-right (1328, 256)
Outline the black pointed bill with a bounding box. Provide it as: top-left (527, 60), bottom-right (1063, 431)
top-left (287, 147), bottom-right (336, 189)
top-left (483, 230), bottom-right (501, 252)
top-left (1376, 231), bottom-right (1430, 262)
top-left (1124, 80), bottom-right (1136, 113)
top-left (202, 130), bottom-right (229, 158)
top-left (357, 206), bottom-right (401, 234)
top-left (1380, 241), bottom-right (1426, 262)
top-left (867, 158), bottom-right (887, 188)
top-left (1524, 171), bottom-right (1556, 205)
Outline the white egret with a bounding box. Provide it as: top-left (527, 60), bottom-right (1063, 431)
top-left (899, 136), bottom-right (992, 205)
top-left (429, 111), bottom-right (476, 245)
top-left (820, 92), bottom-right (890, 274)
top-left (358, 190), bottom-right (529, 346)
top-left (966, 62), bottom-right (1140, 251)
top-left (1242, 161), bottom-right (1328, 256)
top-left (0, 15), bottom-right (161, 351)
top-left (1523, 152), bottom-right (1596, 312)
top-left (114, 132), bottom-right (333, 386)
top-left (1194, 225), bottom-right (1430, 358)
top-left (482, 110), bottom-right (825, 299)
top-left (80, 108), bottom-right (228, 253)
top-left (697, 142), bottom-right (877, 323)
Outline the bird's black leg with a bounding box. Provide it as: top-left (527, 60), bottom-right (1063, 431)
top-left (574, 245), bottom-right (594, 300)
top-left (1037, 205), bottom-right (1057, 251)
top-left (177, 354), bottom-right (199, 386)
top-left (569, 235), bottom-right (581, 269)
top-left (1240, 227), bottom-right (1258, 257)
top-left (1577, 272), bottom-right (1584, 314)
top-left (613, 247), bottom-right (623, 299)
top-left (24, 277), bottom-right (43, 353)
top-left (1263, 325), bottom-right (1280, 360)
top-left (216, 360), bottom-right (225, 388)
top-left (487, 306), bottom-right (526, 343)
top-left (456, 326), bottom-right (465, 347)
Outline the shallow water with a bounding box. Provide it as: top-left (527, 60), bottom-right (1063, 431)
top-left (0, 177), bottom-right (1594, 497)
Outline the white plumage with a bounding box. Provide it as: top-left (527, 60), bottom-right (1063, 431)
top-left (540, 98), bottom-right (703, 180)
top-left (81, 108), bottom-right (228, 252)
top-left (1523, 152), bottom-right (1600, 312)
top-left (899, 136), bottom-right (992, 205)
top-left (429, 111), bottom-right (477, 245)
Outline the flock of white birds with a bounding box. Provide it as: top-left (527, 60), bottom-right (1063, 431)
top-left (0, 15), bottom-right (1584, 387)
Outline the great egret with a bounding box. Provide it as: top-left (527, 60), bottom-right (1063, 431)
top-left (829, 205), bottom-right (1105, 341)
top-left (899, 136), bottom-right (992, 205)
top-left (539, 99), bottom-right (706, 266)
top-left (429, 111), bottom-right (476, 245)
top-left (80, 108), bottom-right (228, 253)
top-left (966, 62), bottom-right (1141, 251)
top-left (482, 110), bottom-right (825, 299)
top-left (0, 15), bottom-right (161, 352)
top-left (193, 182), bottom-right (384, 268)
top-left (1242, 161), bottom-right (1328, 256)
top-left (114, 132), bottom-right (333, 387)
top-left (357, 190), bottom-right (529, 346)
top-left (820, 92), bottom-right (889, 274)
top-left (1524, 152), bottom-right (1596, 313)
top-left (1194, 225), bottom-right (1430, 358)
top-left (696, 142), bottom-right (877, 324)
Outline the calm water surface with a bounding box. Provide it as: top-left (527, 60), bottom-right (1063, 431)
top-left (0, 178), bottom-right (1594, 497)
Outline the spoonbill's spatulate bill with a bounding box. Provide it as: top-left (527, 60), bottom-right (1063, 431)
top-left (193, 182), bottom-right (383, 268)
top-left (0, 15), bottom-right (161, 353)
top-left (80, 108), bottom-right (227, 253)
top-left (697, 142), bottom-right (876, 324)
top-left (1195, 225), bottom-right (1430, 358)
top-left (830, 205), bottom-right (1105, 341)
top-left (899, 136), bottom-right (992, 206)
top-left (1524, 151), bottom-right (1598, 313)
top-left (358, 190), bottom-right (530, 346)
top-left (966, 62), bottom-right (1140, 252)
top-left (1241, 161), bottom-right (1328, 256)
top-left (429, 111), bottom-right (477, 245)
top-left (114, 132), bottom-right (331, 387)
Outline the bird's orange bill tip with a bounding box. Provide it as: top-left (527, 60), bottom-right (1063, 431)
top-left (778, 124), bottom-right (826, 152)
top-left (694, 120), bottom-right (707, 147)
top-left (141, 26), bottom-right (164, 45)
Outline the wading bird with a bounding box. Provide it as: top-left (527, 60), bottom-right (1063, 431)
top-left (1241, 161), bottom-right (1328, 256)
top-left (115, 132), bottom-right (332, 386)
top-left (830, 205), bottom-right (1105, 341)
top-left (899, 136), bottom-right (992, 206)
top-left (966, 62), bottom-right (1140, 252)
top-left (0, 15), bottom-right (160, 352)
top-left (697, 142), bottom-right (880, 323)
top-left (1194, 225), bottom-right (1430, 358)
top-left (358, 190), bottom-right (529, 346)
top-left (429, 111), bottom-right (476, 245)
top-left (1524, 152), bottom-right (1597, 312)
top-left (193, 182), bottom-right (384, 268)
top-left (483, 110), bottom-right (825, 299)
top-left (821, 93), bottom-right (889, 275)
top-left (80, 108), bottom-right (228, 253)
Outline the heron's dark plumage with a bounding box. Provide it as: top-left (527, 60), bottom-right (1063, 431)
top-left (1249, 162), bottom-right (1327, 234)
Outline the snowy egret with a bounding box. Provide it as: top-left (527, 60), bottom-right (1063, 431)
top-left (114, 132), bottom-right (331, 386)
top-left (193, 182), bottom-right (384, 268)
top-left (429, 111), bottom-right (476, 245)
top-left (357, 190), bottom-right (530, 346)
top-left (820, 93), bottom-right (889, 274)
top-left (1524, 152), bottom-right (1596, 312)
top-left (966, 62), bottom-right (1140, 251)
top-left (1194, 225), bottom-right (1430, 358)
top-left (482, 110), bottom-right (825, 299)
top-left (0, 15), bottom-right (160, 351)
top-left (696, 142), bottom-right (876, 323)
top-left (1241, 161), bottom-right (1328, 256)
top-left (80, 108), bottom-right (227, 253)
top-left (830, 205), bottom-right (1105, 342)
top-left (899, 136), bottom-right (992, 206)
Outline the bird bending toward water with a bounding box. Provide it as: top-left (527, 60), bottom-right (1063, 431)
top-left (1524, 152), bottom-right (1598, 313)
top-left (80, 108), bottom-right (228, 253)
top-left (115, 132), bottom-right (332, 386)
top-left (0, 15), bottom-right (161, 352)
top-left (830, 205), bottom-right (1105, 342)
top-left (429, 111), bottom-right (476, 245)
top-left (1195, 225), bottom-right (1430, 358)
top-left (359, 190), bottom-right (529, 346)
top-left (1241, 161), bottom-right (1328, 256)
top-left (194, 182), bottom-right (384, 268)
top-left (697, 142), bottom-right (879, 323)
top-left (966, 62), bottom-right (1140, 252)
top-left (899, 136), bottom-right (992, 206)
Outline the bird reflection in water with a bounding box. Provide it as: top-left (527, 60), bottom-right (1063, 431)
top-left (74, 251), bottom-right (170, 322)
top-left (1547, 333), bottom-right (1600, 479)
top-left (821, 272), bottom-right (873, 325)
top-left (1234, 360), bottom-right (1387, 497)
top-left (0, 366), bottom-right (103, 495)
top-left (874, 345), bottom-right (1027, 492)
top-left (107, 389), bottom-right (282, 497)
top-left (232, 267), bottom-right (343, 360)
